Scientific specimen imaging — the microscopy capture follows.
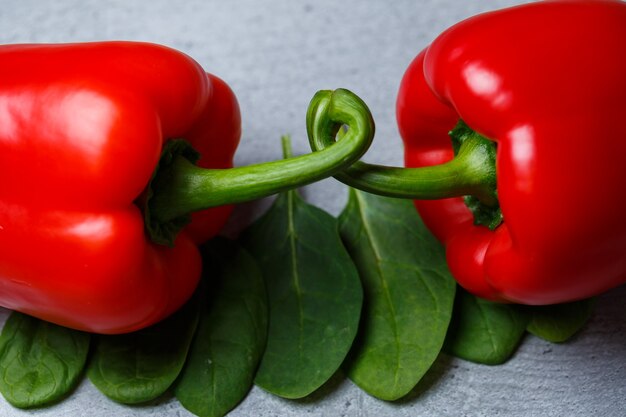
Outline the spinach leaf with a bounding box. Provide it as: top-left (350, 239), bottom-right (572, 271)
top-left (175, 237), bottom-right (268, 417)
top-left (241, 187), bottom-right (362, 399)
top-left (87, 298), bottom-right (199, 404)
top-left (526, 298), bottom-right (595, 343)
top-left (0, 312), bottom-right (90, 408)
top-left (444, 289), bottom-right (529, 365)
top-left (338, 189), bottom-right (456, 401)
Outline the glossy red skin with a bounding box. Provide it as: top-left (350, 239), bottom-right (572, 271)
top-left (397, 0), bottom-right (626, 304)
top-left (0, 42), bottom-right (241, 333)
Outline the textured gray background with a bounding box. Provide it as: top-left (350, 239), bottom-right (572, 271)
top-left (1, 0), bottom-right (625, 416)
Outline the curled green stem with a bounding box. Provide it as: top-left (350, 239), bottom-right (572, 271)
top-left (146, 88), bottom-right (374, 245)
top-left (307, 102), bottom-right (500, 228)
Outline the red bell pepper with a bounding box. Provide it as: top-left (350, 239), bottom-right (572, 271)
top-left (309, 0), bottom-right (626, 304)
top-left (0, 42), bottom-right (374, 333)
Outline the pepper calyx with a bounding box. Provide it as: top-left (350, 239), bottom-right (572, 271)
top-left (143, 139), bottom-right (200, 246)
top-left (449, 120), bottom-right (502, 229)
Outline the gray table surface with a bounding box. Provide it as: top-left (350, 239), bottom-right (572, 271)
top-left (1, 0), bottom-right (625, 416)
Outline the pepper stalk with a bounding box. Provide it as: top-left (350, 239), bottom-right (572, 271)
top-left (306, 90), bottom-right (501, 229)
top-left (146, 88), bottom-right (375, 245)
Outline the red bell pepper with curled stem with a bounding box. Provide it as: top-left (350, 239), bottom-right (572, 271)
top-left (308, 0), bottom-right (626, 304)
top-left (0, 42), bottom-right (374, 333)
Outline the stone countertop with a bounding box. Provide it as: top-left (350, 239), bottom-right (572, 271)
top-left (1, 0), bottom-right (625, 416)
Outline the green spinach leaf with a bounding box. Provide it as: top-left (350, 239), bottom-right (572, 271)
top-left (526, 298), bottom-right (595, 343)
top-left (175, 237), bottom-right (268, 417)
top-left (444, 289), bottom-right (529, 365)
top-left (241, 185), bottom-right (362, 399)
top-left (87, 298), bottom-right (199, 404)
top-left (338, 189), bottom-right (456, 401)
top-left (0, 312), bottom-right (90, 408)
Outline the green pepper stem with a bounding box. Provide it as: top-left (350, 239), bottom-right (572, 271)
top-left (307, 106), bottom-right (498, 207)
top-left (146, 89), bottom-right (374, 244)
